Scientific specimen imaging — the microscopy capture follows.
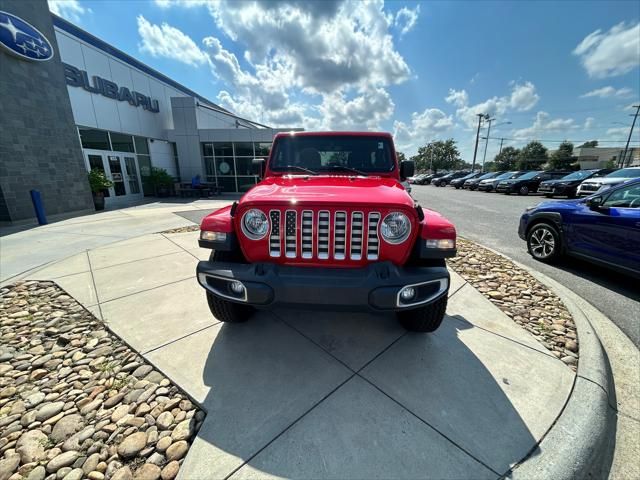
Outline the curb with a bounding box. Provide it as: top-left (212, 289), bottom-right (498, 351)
top-left (460, 241), bottom-right (617, 479)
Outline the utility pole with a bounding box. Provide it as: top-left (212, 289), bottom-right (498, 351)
top-left (621, 105), bottom-right (640, 168)
top-left (481, 117), bottom-right (494, 172)
top-left (499, 138), bottom-right (504, 154)
top-left (430, 148), bottom-right (434, 172)
top-left (471, 113), bottom-right (485, 172)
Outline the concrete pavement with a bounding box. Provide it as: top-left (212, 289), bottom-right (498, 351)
top-left (16, 225), bottom-right (580, 479)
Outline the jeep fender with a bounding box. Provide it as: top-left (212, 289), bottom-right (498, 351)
top-left (199, 205), bottom-right (238, 250)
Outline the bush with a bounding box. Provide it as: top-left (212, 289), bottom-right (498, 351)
top-left (88, 169), bottom-right (113, 193)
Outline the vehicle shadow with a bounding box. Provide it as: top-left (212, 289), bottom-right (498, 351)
top-left (183, 311), bottom-right (547, 479)
top-left (553, 255), bottom-right (640, 300)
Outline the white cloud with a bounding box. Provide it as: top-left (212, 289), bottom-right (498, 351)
top-left (395, 5), bottom-right (420, 36)
top-left (512, 112), bottom-right (576, 139)
top-left (48, 0), bottom-right (90, 23)
top-left (580, 86), bottom-right (634, 98)
top-left (137, 16), bottom-right (209, 67)
top-left (393, 108), bottom-right (454, 152)
top-left (445, 89), bottom-right (468, 108)
top-left (573, 22), bottom-right (640, 78)
top-left (447, 82), bottom-right (540, 129)
top-left (142, 0), bottom-right (414, 130)
top-left (583, 117), bottom-right (595, 129)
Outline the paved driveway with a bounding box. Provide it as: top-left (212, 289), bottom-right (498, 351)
top-left (411, 184), bottom-right (640, 347)
top-left (26, 230), bottom-right (574, 479)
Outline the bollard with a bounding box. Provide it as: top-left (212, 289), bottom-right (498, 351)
top-left (29, 190), bottom-right (48, 225)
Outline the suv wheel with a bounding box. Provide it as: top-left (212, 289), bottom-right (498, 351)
top-left (396, 295), bottom-right (447, 333)
top-left (527, 223), bottom-right (560, 262)
top-left (518, 185), bottom-right (530, 195)
top-left (205, 250), bottom-right (255, 323)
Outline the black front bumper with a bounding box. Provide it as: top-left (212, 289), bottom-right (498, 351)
top-left (196, 261), bottom-right (449, 312)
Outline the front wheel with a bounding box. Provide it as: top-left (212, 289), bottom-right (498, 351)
top-left (396, 295), bottom-right (447, 333)
top-left (205, 250), bottom-right (255, 323)
top-left (526, 223), bottom-right (561, 263)
top-left (518, 185), bottom-right (530, 195)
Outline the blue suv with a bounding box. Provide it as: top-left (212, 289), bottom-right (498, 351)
top-left (518, 179), bottom-right (640, 278)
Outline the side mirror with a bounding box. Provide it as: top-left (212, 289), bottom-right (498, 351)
top-left (400, 160), bottom-right (415, 180)
top-left (586, 196), bottom-right (604, 211)
top-left (252, 158), bottom-right (266, 179)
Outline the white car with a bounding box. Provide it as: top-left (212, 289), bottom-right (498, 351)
top-left (577, 167), bottom-right (640, 196)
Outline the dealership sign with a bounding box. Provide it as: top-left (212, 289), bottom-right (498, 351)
top-left (0, 11), bottom-right (54, 61)
top-left (63, 63), bottom-right (160, 113)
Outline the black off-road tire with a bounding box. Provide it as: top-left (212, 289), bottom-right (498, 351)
top-left (396, 295), bottom-right (448, 333)
top-left (205, 250), bottom-right (254, 323)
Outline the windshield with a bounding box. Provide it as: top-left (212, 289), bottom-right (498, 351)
top-left (460, 172), bottom-right (477, 180)
top-left (495, 171), bottom-right (517, 180)
top-left (517, 171), bottom-right (540, 180)
top-left (606, 168), bottom-right (640, 179)
top-left (560, 171), bottom-right (593, 181)
top-left (270, 135), bottom-right (394, 174)
top-left (478, 172), bottom-right (497, 180)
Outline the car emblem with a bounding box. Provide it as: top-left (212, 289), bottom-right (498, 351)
top-left (0, 10), bottom-right (54, 61)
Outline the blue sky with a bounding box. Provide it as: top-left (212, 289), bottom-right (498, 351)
top-left (49, 0), bottom-right (640, 160)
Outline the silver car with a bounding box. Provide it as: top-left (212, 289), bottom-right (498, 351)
top-left (577, 167), bottom-right (640, 196)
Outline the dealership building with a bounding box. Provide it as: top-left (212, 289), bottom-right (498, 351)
top-left (0, 0), bottom-right (297, 224)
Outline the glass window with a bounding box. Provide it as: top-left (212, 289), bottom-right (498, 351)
top-left (134, 137), bottom-right (149, 155)
top-left (137, 155), bottom-right (153, 196)
top-left (254, 142), bottom-right (271, 156)
top-left (79, 128), bottom-right (110, 150)
top-left (603, 185), bottom-right (640, 208)
top-left (124, 157), bottom-right (141, 194)
top-left (214, 142), bottom-right (233, 157)
top-left (270, 136), bottom-right (395, 173)
top-left (204, 158), bottom-right (216, 180)
top-left (88, 154), bottom-right (110, 197)
top-left (237, 176), bottom-right (259, 192)
top-left (202, 143), bottom-right (213, 157)
top-left (216, 177), bottom-right (236, 192)
top-left (110, 132), bottom-right (135, 153)
top-left (108, 156), bottom-right (126, 196)
top-left (215, 157), bottom-right (235, 176)
top-left (171, 142), bottom-right (180, 181)
top-left (235, 157), bottom-right (255, 176)
top-left (234, 142), bottom-right (254, 157)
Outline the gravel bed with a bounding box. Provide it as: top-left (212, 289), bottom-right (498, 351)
top-left (158, 226), bottom-right (199, 234)
top-left (0, 281), bottom-right (204, 480)
top-left (447, 238), bottom-right (578, 370)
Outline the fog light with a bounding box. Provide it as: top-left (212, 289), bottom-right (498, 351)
top-left (400, 286), bottom-right (416, 301)
top-left (425, 238), bottom-right (455, 249)
top-left (201, 231), bottom-right (227, 242)
top-left (229, 281), bottom-right (245, 295)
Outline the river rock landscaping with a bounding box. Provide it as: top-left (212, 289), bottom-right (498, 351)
top-left (448, 238), bottom-right (578, 370)
top-left (0, 281), bottom-right (204, 480)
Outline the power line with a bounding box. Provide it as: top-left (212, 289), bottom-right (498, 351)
top-left (483, 136), bottom-right (640, 144)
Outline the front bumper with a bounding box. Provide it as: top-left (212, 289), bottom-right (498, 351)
top-left (196, 261), bottom-right (449, 312)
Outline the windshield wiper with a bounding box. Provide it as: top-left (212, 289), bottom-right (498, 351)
top-left (282, 165), bottom-right (318, 175)
top-left (321, 165), bottom-right (368, 176)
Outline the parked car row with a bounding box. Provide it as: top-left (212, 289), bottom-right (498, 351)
top-left (410, 167), bottom-right (640, 197)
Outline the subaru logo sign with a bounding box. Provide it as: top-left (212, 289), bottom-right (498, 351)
top-left (0, 10), bottom-right (54, 61)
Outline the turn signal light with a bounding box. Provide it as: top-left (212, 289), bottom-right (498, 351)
top-left (201, 231), bottom-right (227, 242)
top-left (425, 239), bottom-right (455, 249)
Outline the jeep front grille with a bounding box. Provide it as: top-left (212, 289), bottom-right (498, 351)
top-left (267, 208), bottom-right (380, 261)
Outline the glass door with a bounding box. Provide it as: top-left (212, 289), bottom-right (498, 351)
top-left (124, 156), bottom-right (141, 194)
top-left (87, 154), bottom-right (110, 197)
top-left (107, 155), bottom-right (127, 196)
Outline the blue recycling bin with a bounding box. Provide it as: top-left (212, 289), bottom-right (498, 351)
top-left (30, 190), bottom-right (48, 225)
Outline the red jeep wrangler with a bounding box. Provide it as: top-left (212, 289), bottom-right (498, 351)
top-left (196, 132), bottom-right (456, 332)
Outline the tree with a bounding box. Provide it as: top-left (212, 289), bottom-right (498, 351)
top-left (413, 139), bottom-right (463, 172)
top-left (396, 151), bottom-right (407, 163)
top-left (493, 146), bottom-right (520, 171)
top-left (517, 141), bottom-right (548, 170)
top-left (578, 140), bottom-right (598, 148)
top-left (549, 141), bottom-right (574, 170)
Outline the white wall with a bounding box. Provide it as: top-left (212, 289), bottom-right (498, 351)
top-left (148, 140), bottom-right (176, 177)
top-left (55, 28), bottom-right (189, 140)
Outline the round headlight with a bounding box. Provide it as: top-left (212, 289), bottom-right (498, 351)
top-left (380, 212), bottom-right (411, 244)
top-left (241, 209), bottom-right (269, 240)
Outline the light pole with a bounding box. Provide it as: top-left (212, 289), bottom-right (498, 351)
top-left (621, 105), bottom-right (640, 168)
top-left (481, 121), bottom-right (511, 171)
top-left (471, 113), bottom-right (486, 172)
